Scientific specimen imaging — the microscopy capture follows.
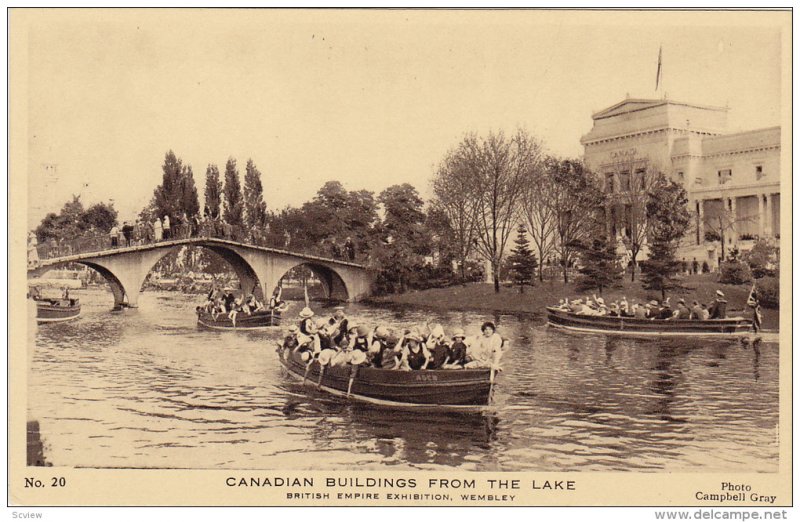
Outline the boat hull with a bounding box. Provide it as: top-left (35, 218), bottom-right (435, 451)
top-left (36, 299), bottom-right (81, 323)
top-left (547, 307), bottom-right (754, 337)
top-left (279, 348), bottom-right (494, 410)
top-left (197, 309), bottom-right (281, 329)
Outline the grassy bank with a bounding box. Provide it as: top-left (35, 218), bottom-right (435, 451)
top-left (367, 273), bottom-right (779, 331)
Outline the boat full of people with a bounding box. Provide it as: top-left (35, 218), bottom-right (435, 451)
top-left (547, 289), bottom-right (759, 337)
top-left (196, 286), bottom-right (286, 330)
top-left (30, 287), bottom-right (81, 323)
top-left (276, 306), bottom-right (504, 410)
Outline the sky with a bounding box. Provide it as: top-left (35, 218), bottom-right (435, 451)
top-left (21, 9), bottom-right (787, 227)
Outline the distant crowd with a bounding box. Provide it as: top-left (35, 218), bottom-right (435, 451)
top-left (554, 290), bottom-right (731, 320)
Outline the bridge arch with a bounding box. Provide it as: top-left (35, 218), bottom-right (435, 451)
top-left (274, 262), bottom-right (350, 302)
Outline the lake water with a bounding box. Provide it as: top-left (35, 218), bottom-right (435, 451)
top-left (28, 289), bottom-right (779, 472)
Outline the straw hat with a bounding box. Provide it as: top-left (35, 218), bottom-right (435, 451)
top-left (649, 300), bottom-right (659, 306)
top-left (374, 326), bottom-right (390, 339)
top-left (317, 349), bottom-right (337, 366)
top-left (314, 318), bottom-right (328, 330)
top-left (716, 290), bottom-right (725, 297)
top-left (596, 297), bottom-right (605, 305)
top-left (451, 328), bottom-right (466, 340)
top-left (405, 331), bottom-right (422, 343)
top-left (300, 351), bottom-right (311, 362)
top-left (356, 325), bottom-right (369, 337)
top-left (287, 325), bottom-right (298, 334)
top-left (429, 324), bottom-right (445, 340)
top-left (299, 307), bottom-right (314, 318)
top-left (350, 350), bottom-right (368, 365)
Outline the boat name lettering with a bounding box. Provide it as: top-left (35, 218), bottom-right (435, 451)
top-left (416, 374), bottom-right (438, 382)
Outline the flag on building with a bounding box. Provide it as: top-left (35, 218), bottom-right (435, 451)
top-left (747, 284), bottom-right (762, 333)
top-left (655, 45), bottom-right (663, 91)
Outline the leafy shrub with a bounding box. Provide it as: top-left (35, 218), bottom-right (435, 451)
top-left (719, 260), bottom-right (752, 285)
top-left (744, 240), bottom-right (779, 279)
top-left (756, 276), bottom-right (779, 309)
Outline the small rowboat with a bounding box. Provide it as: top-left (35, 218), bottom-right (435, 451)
top-left (546, 307), bottom-right (754, 338)
top-left (35, 298), bottom-right (81, 323)
top-left (278, 347), bottom-right (496, 411)
top-left (196, 308), bottom-right (281, 330)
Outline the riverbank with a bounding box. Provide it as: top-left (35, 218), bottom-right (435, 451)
top-left (367, 273), bottom-right (779, 331)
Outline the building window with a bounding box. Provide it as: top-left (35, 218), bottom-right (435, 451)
top-left (619, 171), bottom-right (630, 192)
top-left (676, 171), bottom-right (684, 183)
top-left (605, 173), bottom-right (615, 193)
top-left (755, 165), bottom-right (764, 180)
top-left (717, 169), bottom-right (732, 185)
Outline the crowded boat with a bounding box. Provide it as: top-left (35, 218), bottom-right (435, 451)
top-left (196, 285), bottom-right (286, 329)
top-left (552, 289), bottom-right (733, 321)
top-left (277, 306), bottom-right (505, 372)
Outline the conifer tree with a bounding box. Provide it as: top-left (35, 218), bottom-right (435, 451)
top-left (204, 164), bottom-right (222, 218)
top-left (223, 157), bottom-right (244, 227)
top-left (243, 159), bottom-right (268, 231)
top-left (508, 224), bottom-right (537, 293)
top-left (575, 234), bottom-right (621, 294)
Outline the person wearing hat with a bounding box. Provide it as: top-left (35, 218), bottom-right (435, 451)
top-left (672, 298), bottom-right (691, 320)
top-left (280, 325), bottom-right (300, 355)
top-left (399, 330), bottom-right (429, 371)
top-left (444, 328), bottom-right (468, 369)
top-left (708, 290), bottom-right (728, 319)
top-left (379, 330), bottom-right (404, 370)
top-left (298, 307), bottom-right (315, 335)
top-left (690, 300), bottom-right (704, 321)
top-left (634, 301), bottom-right (647, 319)
top-left (569, 299), bottom-right (582, 313)
top-left (465, 322), bottom-right (503, 369)
top-left (328, 306), bottom-right (349, 346)
top-left (425, 324), bottom-right (450, 370)
top-left (350, 324), bottom-right (371, 354)
top-left (657, 300), bottom-right (673, 320)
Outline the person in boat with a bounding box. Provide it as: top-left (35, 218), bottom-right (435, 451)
top-left (368, 326), bottom-right (391, 368)
top-left (443, 328), bottom-right (468, 369)
top-left (425, 324), bottom-right (450, 370)
top-left (569, 299), bottom-right (583, 313)
top-left (328, 307), bottom-right (350, 346)
top-left (399, 330), bottom-right (429, 371)
top-left (465, 322), bottom-right (503, 369)
top-left (656, 300), bottom-right (673, 320)
top-left (29, 285), bottom-right (41, 301)
top-left (379, 331), bottom-right (405, 370)
top-left (61, 287), bottom-right (70, 301)
top-left (280, 325), bottom-right (300, 354)
top-left (669, 298), bottom-right (691, 320)
top-left (619, 297), bottom-right (631, 317)
top-left (315, 317), bottom-right (339, 366)
top-left (350, 324), bottom-right (371, 354)
top-left (269, 286), bottom-right (288, 312)
top-left (689, 300), bottom-right (703, 320)
top-left (708, 290), bottom-right (728, 319)
top-left (297, 307), bottom-right (315, 337)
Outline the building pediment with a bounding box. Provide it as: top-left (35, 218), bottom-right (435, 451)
top-left (592, 99), bottom-right (666, 120)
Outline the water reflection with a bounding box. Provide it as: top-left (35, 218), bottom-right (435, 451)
top-left (28, 289), bottom-right (779, 472)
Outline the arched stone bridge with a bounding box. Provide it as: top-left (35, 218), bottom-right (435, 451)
top-left (28, 238), bottom-right (373, 308)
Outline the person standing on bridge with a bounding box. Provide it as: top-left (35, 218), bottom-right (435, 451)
top-left (122, 221), bottom-right (134, 247)
top-left (109, 224), bottom-right (119, 248)
top-left (163, 215), bottom-right (171, 240)
top-left (153, 217), bottom-right (163, 242)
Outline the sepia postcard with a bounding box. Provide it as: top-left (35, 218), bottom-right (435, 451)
top-left (8, 8), bottom-right (792, 509)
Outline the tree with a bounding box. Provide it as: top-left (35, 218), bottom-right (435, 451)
top-left (204, 164), bottom-right (223, 218)
top-left (81, 202), bottom-right (118, 233)
top-left (604, 155), bottom-right (664, 281)
top-left (152, 150), bottom-right (183, 220)
top-left (519, 155), bottom-right (556, 282)
top-left (508, 224), bottom-right (537, 293)
top-left (243, 159), bottom-right (268, 232)
top-left (223, 157), bottom-right (244, 227)
top-left (460, 129), bottom-right (542, 292)
top-left (179, 165), bottom-right (200, 218)
top-left (639, 179), bottom-right (691, 300)
top-left (431, 148), bottom-right (479, 284)
top-left (703, 205), bottom-right (757, 262)
top-left (574, 234), bottom-right (621, 294)
top-left (546, 158), bottom-right (606, 283)
top-left (375, 184), bottom-right (430, 293)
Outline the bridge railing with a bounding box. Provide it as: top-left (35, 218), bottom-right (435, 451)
top-left (31, 222), bottom-right (363, 265)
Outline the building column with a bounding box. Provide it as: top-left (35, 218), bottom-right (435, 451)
top-left (764, 194), bottom-right (773, 238)
top-left (758, 194), bottom-right (765, 238)
top-left (729, 197), bottom-right (737, 246)
top-left (696, 199), bottom-right (705, 245)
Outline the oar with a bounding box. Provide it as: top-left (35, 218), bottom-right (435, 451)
top-left (488, 366), bottom-right (496, 403)
top-left (302, 357), bottom-right (313, 384)
top-left (347, 365), bottom-right (359, 398)
top-left (317, 364), bottom-right (325, 389)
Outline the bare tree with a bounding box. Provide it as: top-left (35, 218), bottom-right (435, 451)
top-left (462, 129), bottom-right (542, 293)
top-left (431, 149), bottom-right (479, 284)
top-left (703, 205), bottom-right (758, 261)
top-left (519, 155), bottom-right (556, 282)
top-left (546, 158), bottom-right (606, 284)
top-left (603, 156), bottom-right (665, 281)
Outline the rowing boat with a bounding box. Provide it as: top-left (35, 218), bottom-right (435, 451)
top-left (546, 307), bottom-right (754, 337)
top-left (278, 346), bottom-right (496, 411)
top-left (35, 298), bottom-right (81, 323)
top-left (197, 308), bottom-right (281, 329)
